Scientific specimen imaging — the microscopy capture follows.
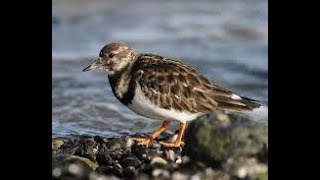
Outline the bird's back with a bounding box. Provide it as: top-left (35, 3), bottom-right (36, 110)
top-left (130, 53), bottom-right (261, 114)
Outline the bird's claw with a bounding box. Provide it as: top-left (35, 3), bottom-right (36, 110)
top-left (133, 136), bottom-right (153, 146)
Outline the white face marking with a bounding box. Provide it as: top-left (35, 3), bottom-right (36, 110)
top-left (128, 84), bottom-right (203, 122)
top-left (231, 94), bottom-right (242, 100)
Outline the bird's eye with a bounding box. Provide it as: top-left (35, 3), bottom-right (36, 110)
top-left (109, 53), bottom-right (115, 58)
top-left (99, 51), bottom-right (104, 57)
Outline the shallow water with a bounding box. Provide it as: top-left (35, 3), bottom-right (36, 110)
top-left (52, 0), bottom-right (268, 137)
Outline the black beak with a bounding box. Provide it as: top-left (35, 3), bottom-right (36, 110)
top-left (82, 59), bottom-right (100, 72)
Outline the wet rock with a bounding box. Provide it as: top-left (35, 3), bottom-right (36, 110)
top-left (131, 144), bottom-right (148, 159)
top-left (152, 168), bottom-right (170, 179)
top-left (181, 156), bottom-right (191, 165)
top-left (190, 173), bottom-right (201, 180)
top-left (95, 166), bottom-right (109, 175)
top-left (251, 172), bottom-right (268, 180)
top-left (75, 137), bottom-right (99, 162)
top-left (98, 164), bottom-right (123, 178)
top-left (52, 132), bottom-right (267, 179)
top-left (96, 147), bottom-right (114, 166)
top-left (257, 143), bottom-right (268, 164)
top-left (183, 112), bottom-right (268, 165)
top-left (146, 149), bottom-right (163, 161)
top-left (52, 155), bottom-right (98, 180)
top-left (175, 158), bottom-right (182, 164)
top-left (216, 113), bottom-right (231, 124)
top-left (53, 155), bottom-right (98, 171)
top-left (88, 173), bottom-right (119, 180)
top-left (97, 153), bottom-right (113, 166)
top-left (139, 163), bottom-right (153, 174)
top-left (52, 138), bottom-right (65, 150)
top-left (151, 156), bottom-right (168, 166)
top-left (167, 162), bottom-right (180, 172)
top-left (102, 166), bottom-right (116, 176)
top-left (112, 163), bottom-right (124, 178)
top-left (56, 138), bottom-right (78, 154)
top-left (223, 157), bottom-right (268, 179)
top-left (165, 149), bottom-right (176, 162)
top-left (123, 166), bottom-right (137, 177)
top-left (109, 150), bottom-right (125, 161)
top-left (134, 173), bottom-right (150, 180)
top-left (94, 136), bottom-right (107, 145)
top-left (106, 138), bottom-right (126, 151)
top-left (203, 168), bottom-right (230, 180)
top-left (172, 171), bottom-right (189, 180)
top-left (124, 136), bottom-right (135, 148)
top-left (121, 156), bottom-right (141, 168)
top-left (131, 144), bottom-right (162, 162)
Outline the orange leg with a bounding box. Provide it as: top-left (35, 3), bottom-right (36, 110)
top-left (133, 121), bottom-right (170, 146)
top-left (159, 121), bottom-right (186, 148)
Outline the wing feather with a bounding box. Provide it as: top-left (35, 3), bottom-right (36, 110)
top-left (130, 54), bottom-right (260, 113)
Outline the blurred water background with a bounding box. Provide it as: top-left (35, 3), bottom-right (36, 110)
top-left (52, 0), bottom-right (268, 137)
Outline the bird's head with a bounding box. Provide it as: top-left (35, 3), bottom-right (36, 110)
top-left (83, 42), bottom-right (135, 75)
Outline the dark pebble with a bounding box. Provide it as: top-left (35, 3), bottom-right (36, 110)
top-left (121, 156), bottom-right (141, 168)
top-left (109, 149), bottom-right (125, 160)
top-left (134, 173), bottom-right (150, 180)
top-left (112, 163), bottom-right (124, 177)
top-left (97, 165), bottom-right (123, 178)
top-left (123, 166), bottom-right (137, 177)
top-left (257, 143), bottom-right (268, 163)
top-left (96, 151), bottom-right (114, 166)
top-left (75, 138), bottom-right (98, 162)
top-left (106, 138), bottom-right (126, 151)
top-left (139, 163), bottom-right (154, 174)
top-left (95, 166), bottom-right (109, 174)
top-left (52, 155), bottom-right (93, 180)
top-left (146, 149), bottom-right (162, 161)
top-left (131, 144), bottom-right (148, 159)
top-left (103, 166), bottom-right (117, 176)
top-left (58, 139), bottom-right (78, 155)
top-left (52, 134), bottom-right (267, 179)
top-left (78, 135), bottom-right (93, 141)
top-left (94, 136), bottom-right (107, 145)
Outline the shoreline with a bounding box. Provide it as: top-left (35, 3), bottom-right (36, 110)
top-left (53, 113), bottom-right (268, 180)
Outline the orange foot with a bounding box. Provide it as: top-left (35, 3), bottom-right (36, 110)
top-left (159, 141), bottom-right (185, 148)
top-left (133, 121), bottom-right (170, 147)
top-left (132, 136), bottom-right (152, 146)
top-left (159, 121), bottom-right (187, 148)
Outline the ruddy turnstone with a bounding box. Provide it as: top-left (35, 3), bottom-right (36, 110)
top-left (83, 42), bottom-right (261, 148)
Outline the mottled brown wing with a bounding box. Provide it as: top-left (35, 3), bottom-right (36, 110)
top-left (131, 54), bottom-right (261, 113)
top-left (131, 54), bottom-right (219, 113)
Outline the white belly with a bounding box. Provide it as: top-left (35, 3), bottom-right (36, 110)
top-left (127, 85), bottom-right (203, 122)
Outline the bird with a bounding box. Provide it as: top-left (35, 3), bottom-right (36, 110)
top-left (82, 42), bottom-right (261, 148)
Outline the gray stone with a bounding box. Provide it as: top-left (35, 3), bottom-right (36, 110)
top-left (52, 155), bottom-right (99, 179)
top-left (223, 157), bottom-right (268, 179)
top-left (183, 112), bottom-right (268, 165)
top-left (151, 156), bottom-right (168, 166)
top-left (53, 155), bottom-right (98, 170)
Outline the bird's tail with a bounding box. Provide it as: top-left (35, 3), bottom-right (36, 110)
top-left (216, 95), bottom-right (261, 112)
top-left (212, 88), bottom-right (261, 112)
